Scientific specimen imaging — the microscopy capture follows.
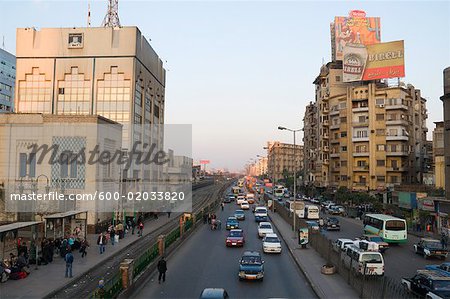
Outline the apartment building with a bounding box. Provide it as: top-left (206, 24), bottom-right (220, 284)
top-left (433, 122), bottom-right (445, 189)
top-left (303, 102), bottom-right (318, 184)
top-left (267, 141), bottom-right (303, 183)
top-left (441, 67), bottom-right (450, 201)
top-left (304, 61), bottom-right (428, 192)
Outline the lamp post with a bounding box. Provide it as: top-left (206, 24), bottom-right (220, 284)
top-left (278, 126), bottom-right (302, 238)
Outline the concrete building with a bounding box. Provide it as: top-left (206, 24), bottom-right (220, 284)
top-left (0, 48), bottom-right (16, 112)
top-left (433, 122), bottom-right (445, 189)
top-left (304, 61), bottom-right (429, 192)
top-left (14, 26), bottom-right (166, 181)
top-left (303, 101), bottom-right (318, 185)
top-left (267, 141), bottom-right (303, 183)
top-left (441, 67), bottom-right (450, 201)
top-left (0, 113), bottom-right (122, 231)
top-left (248, 157), bottom-right (267, 177)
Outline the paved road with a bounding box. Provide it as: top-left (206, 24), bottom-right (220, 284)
top-left (133, 192), bottom-right (316, 299)
top-left (320, 213), bottom-right (447, 279)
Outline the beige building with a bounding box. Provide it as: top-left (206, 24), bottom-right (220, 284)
top-left (0, 113), bottom-right (122, 231)
top-left (441, 67), bottom-right (450, 201)
top-left (248, 157), bottom-right (268, 177)
top-left (433, 122), bottom-right (445, 189)
top-left (304, 61), bottom-right (429, 191)
top-left (267, 141), bottom-right (303, 183)
top-left (303, 102), bottom-right (318, 185)
top-left (15, 26), bottom-right (166, 181)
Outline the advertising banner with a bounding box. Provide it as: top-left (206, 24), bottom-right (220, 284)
top-left (299, 227), bottom-right (309, 246)
top-left (343, 40), bottom-right (405, 82)
top-left (334, 10), bottom-right (381, 61)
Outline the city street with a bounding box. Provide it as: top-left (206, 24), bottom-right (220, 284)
top-left (133, 193), bottom-right (316, 299)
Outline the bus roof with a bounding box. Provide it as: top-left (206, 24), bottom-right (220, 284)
top-left (365, 214), bottom-right (406, 221)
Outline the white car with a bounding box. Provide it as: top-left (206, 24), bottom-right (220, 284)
top-left (240, 201), bottom-right (250, 210)
top-left (237, 196), bottom-right (246, 205)
top-left (262, 233), bottom-right (282, 253)
top-left (258, 222), bottom-right (274, 238)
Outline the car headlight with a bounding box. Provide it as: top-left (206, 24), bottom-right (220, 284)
top-left (239, 271), bottom-right (245, 276)
top-left (424, 249), bottom-right (431, 255)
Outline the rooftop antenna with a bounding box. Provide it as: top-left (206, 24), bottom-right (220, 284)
top-left (102, 0), bottom-right (121, 27)
top-left (87, 2), bottom-right (91, 27)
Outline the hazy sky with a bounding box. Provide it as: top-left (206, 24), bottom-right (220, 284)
top-left (2, 0), bottom-right (449, 172)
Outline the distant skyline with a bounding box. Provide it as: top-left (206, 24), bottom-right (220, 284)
top-left (2, 1), bottom-right (449, 172)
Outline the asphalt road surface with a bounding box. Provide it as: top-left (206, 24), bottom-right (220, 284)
top-left (133, 191), bottom-right (316, 299)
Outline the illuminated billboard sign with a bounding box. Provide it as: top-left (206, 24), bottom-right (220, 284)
top-left (343, 40), bottom-right (405, 82)
top-left (334, 10), bottom-right (381, 61)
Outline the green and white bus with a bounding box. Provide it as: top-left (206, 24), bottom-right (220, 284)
top-left (363, 214), bottom-right (407, 244)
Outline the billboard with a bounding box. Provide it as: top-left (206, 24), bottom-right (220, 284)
top-left (334, 10), bottom-right (381, 61)
top-left (199, 160), bottom-right (210, 164)
top-left (343, 40), bottom-right (405, 82)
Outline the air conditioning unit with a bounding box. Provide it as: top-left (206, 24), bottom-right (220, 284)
top-left (379, 104), bottom-right (385, 108)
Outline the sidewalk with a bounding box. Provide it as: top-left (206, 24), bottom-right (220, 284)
top-left (1, 213), bottom-right (177, 299)
top-left (269, 211), bottom-right (358, 299)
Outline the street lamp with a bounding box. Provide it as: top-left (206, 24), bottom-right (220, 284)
top-left (278, 126), bottom-right (302, 238)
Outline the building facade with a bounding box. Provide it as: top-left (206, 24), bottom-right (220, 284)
top-left (303, 101), bottom-right (318, 185)
top-left (267, 141), bottom-right (303, 183)
top-left (433, 122), bottom-right (445, 189)
top-left (15, 27), bottom-right (166, 181)
top-left (304, 61), bottom-right (429, 192)
top-left (442, 67), bottom-right (450, 201)
top-left (0, 48), bottom-right (16, 112)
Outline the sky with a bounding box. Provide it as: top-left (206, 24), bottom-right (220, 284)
top-left (1, 0), bottom-right (449, 172)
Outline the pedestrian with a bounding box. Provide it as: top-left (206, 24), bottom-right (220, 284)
top-left (80, 239), bottom-right (89, 258)
top-left (221, 203), bottom-right (224, 211)
top-left (207, 213), bottom-right (211, 224)
top-left (217, 220), bottom-right (222, 230)
top-left (110, 228), bottom-right (116, 246)
top-left (441, 232), bottom-right (448, 249)
top-left (167, 212), bottom-right (171, 218)
top-left (64, 247), bottom-right (74, 278)
top-left (97, 233), bottom-right (106, 254)
top-left (157, 257), bottom-right (167, 284)
top-left (138, 222), bottom-right (144, 237)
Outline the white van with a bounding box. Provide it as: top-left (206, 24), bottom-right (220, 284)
top-left (341, 245), bottom-right (385, 276)
top-left (333, 238), bottom-right (354, 253)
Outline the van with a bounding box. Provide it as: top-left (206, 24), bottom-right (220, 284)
top-left (341, 245), bottom-right (385, 276)
top-left (333, 238), bottom-right (354, 253)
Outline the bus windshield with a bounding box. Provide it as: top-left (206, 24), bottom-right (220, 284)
top-left (385, 220), bottom-right (405, 231)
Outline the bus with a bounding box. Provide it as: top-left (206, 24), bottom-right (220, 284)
top-left (274, 185), bottom-right (285, 198)
top-left (238, 179), bottom-right (245, 188)
top-left (285, 200), bottom-right (305, 218)
top-left (305, 205), bottom-right (320, 220)
top-left (363, 214), bottom-right (407, 244)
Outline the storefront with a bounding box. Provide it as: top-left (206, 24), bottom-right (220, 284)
top-left (44, 211), bottom-right (88, 240)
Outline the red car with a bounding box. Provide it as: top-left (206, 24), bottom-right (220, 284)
top-left (226, 229), bottom-right (245, 247)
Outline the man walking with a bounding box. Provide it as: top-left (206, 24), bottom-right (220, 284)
top-left (65, 247), bottom-right (74, 278)
top-left (157, 257), bottom-right (167, 284)
top-left (110, 227), bottom-right (116, 246)
top-left (97, 233), bottom-right (106, 254)
top-left (138, 222), bottom-right (144, 237)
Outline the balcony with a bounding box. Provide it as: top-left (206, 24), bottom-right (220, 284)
top-left (330, 123), bottom-right (340, 130)
top-left (353, 151), bottom-right (370, 157)
top-left (352, 136), bottom-right (370, 142)
top-left (352, 121), bottom-right (369, 127)
top-left (323, 146), bottom-right (330, 151)
top-left (330, 152), bottom-right (340, 158)
top-left (330, 109), bottom-right (340, 116)
top-left (323, 159), bottom-right (330, 164)
top-left (330, 139), bottom-right (340, 144)
top-left (386, 134), bottom-right (409, 141)
top-left (386, 151), bottom-right (409, 156)
top-left (323, 133), bottom-right (329, 139)
top-left (354, 166), bottom-right (369, 172)
top-left (386, 119), bottom-right (409, 126)
top-left (387, 166), bottom-right (406, 172)
top-left (385, 104), bottom-right (408, 110)
top-left (352, 106), bottom-right (369, 113)
top-left (323, 107), bottom-right (330, 113)
top-left (323, 120), bottom-right (329, 126)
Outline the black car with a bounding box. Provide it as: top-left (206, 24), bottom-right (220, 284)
top-left (325, 217), bottom-right (340, 231)
top-left (402, 270), bottom-right (450, 298)
top-left (199, 288), bottom-right (229, 299)
top-left (414, 238), bottom-right (449, 259)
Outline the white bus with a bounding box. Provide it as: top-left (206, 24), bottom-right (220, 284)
top-left (305, 205), bottom-right (320, 220)
top-left (285, 200), bottom-right (305, 218)
top-left (274, 185), bottom-right (285, 198)
top-left (363, 214), bottom-right (407, 244)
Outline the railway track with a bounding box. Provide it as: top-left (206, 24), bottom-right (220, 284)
top-left (46, 183), bottom-right (227, 299)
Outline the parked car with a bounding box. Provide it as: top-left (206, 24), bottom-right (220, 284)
top-left (199, 288), bottom-right (229, 299)
top-left (402, 270), bottom-right (450, 298)
top-left (361, 234), bottom-right (389, 253)
top-left (325, 217), bottom-right (340, 231)
top-left (226, 229), bottom-right (245, 247)
top-left (258, 222), bottom-right (274, 238)
top-left (226, 217), bottom-right (239, 230)
top-left (238, 251), bottom-right (264, 281)
top-left (425, 262), bottom-right (450, 276)
top-left (414, 238), bottom-right (449, 259)
top-left (254, 207), bottom-right (268, 222)
top-left (234, 210), bottom-right (245, 220)
top-left (333, 238), bottom-right (354, 253)
top-left (241, 201), bottom-right (250, 210)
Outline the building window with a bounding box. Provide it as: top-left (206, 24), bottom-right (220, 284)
top-left (336, 76), bottom-right (341, 82)
top-left (377, 144), bottom-right (385, 151)
top-left (341, 131), bottom-right (347, 138)
top-left (135, 82), bottom-right (143, 107)
top-left (376, 98), bottom-right (384, 106)
top-left (357, 160), bottom-right (367, 167)
top-left (19, 153), bottom-right (27, 177)
top-left (341, 161), bottom-right (347, 167)
top-left (57, 67), bottom-right (91, 115)
top-left (359, 115), bottom-right (366, 123)
top-left (390, 176), bottom-right (399, 183)
top-left (17, 67), bottom-right (52, 113)
top-left (376, 114), bottom-right (384, 121)
top-left (377, 160), bottom-right (385, 166)
top-left (341, 146), bottom-right (347, 152)
top-left (341, 175), bottom-right (347, 181)
top-left (18, 153), bottom-right (36, 178)
top-left (340, 117), bottom-right (347, 123)
top-left (377, 176), bottom-right (385, 182)
top-left (376, 129), bottom-right (385, 136)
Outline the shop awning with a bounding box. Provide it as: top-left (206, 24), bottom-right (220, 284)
top-left (43, 210), bottom-right (87, 219)
top-left (0, 221), bottom-right (42, 234)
